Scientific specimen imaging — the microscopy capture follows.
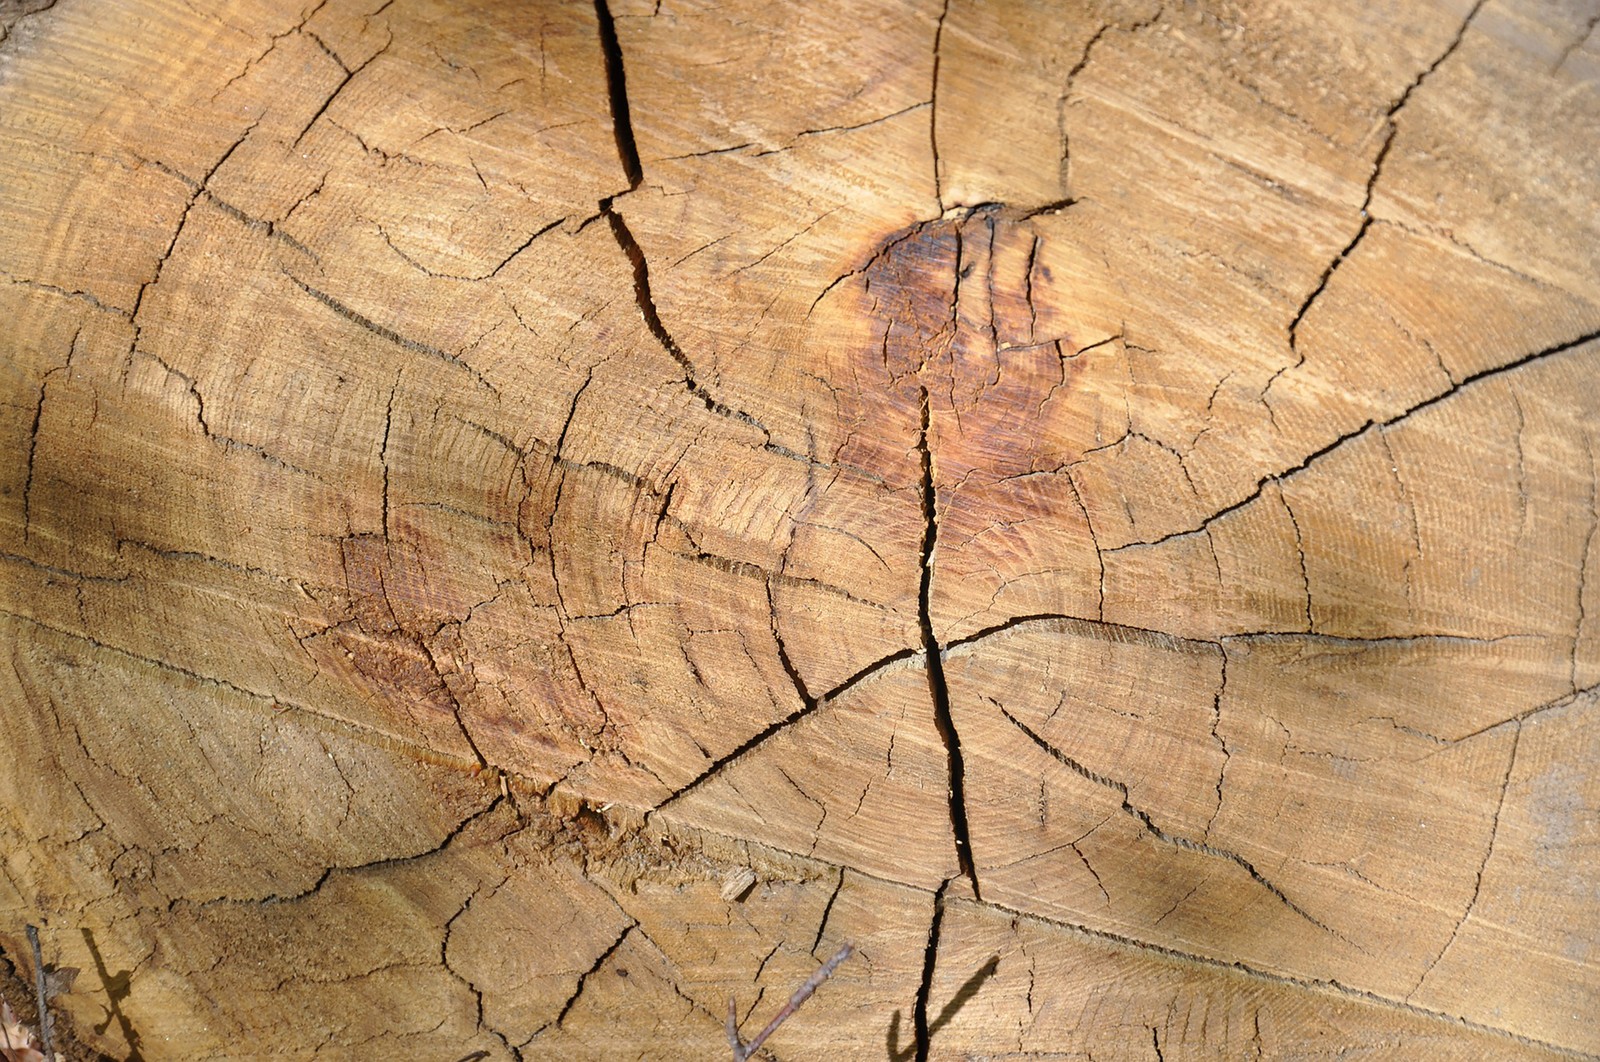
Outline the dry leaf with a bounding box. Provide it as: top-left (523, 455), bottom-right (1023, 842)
top-left (0, 998), bottom-right (44, 1062)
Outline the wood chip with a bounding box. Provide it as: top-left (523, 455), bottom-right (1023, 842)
top-left (720, 866), bottom-right (757, 903)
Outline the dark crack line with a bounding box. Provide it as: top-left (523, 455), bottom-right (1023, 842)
top-left (1206, 650), bottom-right (1231, 840)
top-left (290, 35), bottom-right (388, 149)
top-left (1557, 9), bottom-right (1600, 69)
top-left (651, 646), bottom-right (920, 812)
top-left (285, 273), bottom-right (496, 391)
top-left (21, 371), bottom-right (49, 544)
top-left (2, 607), bottom-right (487, 776)
top-left (582, 786), bottom-right (1598, 1061)
top-left (767, 579), bottom-right (814, 704)
top-left (912, 878), bottom-right (950, 1062)
top-left (188, 791), bottom-right (506, 910)
top-left (126, 118), bottom-right (261, 357)
top-left (929, 0), bottom-right (950, 208)
top-left (601, 205), bottom-right (770, 436)
top-left (945, 610), bottom-right (1216, 656)
top-left (380, 215), bottom-right (565, 282)
top-left (418, 636), bottom-right (491, 772)
top-left (553, 923), bottom-right (635, 1029)
top-left (998, 705), bottom-right (1345, 942)
top-left (1409, 720), bottom-right (1521, 999)
top-left (1280, 488), bottom-right (1313, 631)
top-left (964, 892), bottom-right (1593, 1061)
top-left (591, 0), bottom-right (778, 443)
top-left (1576, 438), bottom-right (1597, 694)
top-left (1282, 0), bottom-right (1486, 359)
top-left (443, 879), bottom-right (520, 1060)
top-left (917, 388), bottom-right (980, 899)
top-left (1, 271), bottom-right (129, 316)
top-left (809, 867), bottom-right (846, 958)
top-left (593, 0), bottom-right (641, 190)
top-left (1118, 324), bottom-right (1600, 550)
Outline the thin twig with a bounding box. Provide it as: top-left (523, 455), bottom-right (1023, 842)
top-left (25, 925), bottom-right (52, 1062)
top-left (726, 995), bottom-right (742, 1058)
top-left (729, 943), bottom-right (854, 1061)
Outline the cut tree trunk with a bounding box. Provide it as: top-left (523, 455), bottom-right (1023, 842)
top-left (2, 0), bottom-right (1598, 1058)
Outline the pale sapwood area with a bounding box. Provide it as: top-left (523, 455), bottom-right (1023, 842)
top-left (1, 0), bottom-right (1598, 1058)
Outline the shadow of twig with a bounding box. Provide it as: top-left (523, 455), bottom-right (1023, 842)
top-left (887, 955), bottom-right (999, 1060)
top-left (81, 928), bottom-right (143, 1062)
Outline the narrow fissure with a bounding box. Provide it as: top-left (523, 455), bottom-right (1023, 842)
top-left (1283, 0), bottom-right (1486, 356)
top-left (1118, 323), bottom-right (1600, 551)
top-left (554, 922), bottom-right (636, 1029)
top-left (911, 878), bottom-right (950, 1062)
top-left (917, 387), bottom-right (980, 899)
top-left (21, 376), bottom-right (46, 542)
top-left (1409, 720), bottom-right (1522, 997)
top-left (652, 645), bottom-right (920, 810)
top-left (1000, 704), bottom-right (1344, 940)
top-left (929, 0), bottom-right (950, 208)
top-left (592, 0), bottom-right (641, 190)
top-left (602, 206), bottom-right (768, 435)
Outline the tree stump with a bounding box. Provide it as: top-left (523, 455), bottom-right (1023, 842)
top-left (3, 0), bottom-right (1598, 1058)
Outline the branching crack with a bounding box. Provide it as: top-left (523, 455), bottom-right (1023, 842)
top-left (1408, 720), bottom-right (1521, 998)
top-left (1115, 325), bottom-right (1600, 550)
top-left (652, 646), bottom-right (919, 811)
top-left (290, 34), bottom-right (389, 149)
top-left (999, 705), bottom-right (1345, 941)
top-left (1279, 0), bottom-right (1486, 363)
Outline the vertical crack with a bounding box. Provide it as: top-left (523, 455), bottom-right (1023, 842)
top-left (930, 0), bottom-right (951, 209)
top-left (379, 372), bottom-right (398, 540)
top-left (602, 206), bottom-right (770, 436)
top-left (593, 0), bottom-right (641, 190)
top-left (917, 387), bottom-right (980, 899)
top-left (21, 376), bottom-right (47, 543)
top-left (1576, 438), bottom-right (1597, 694)
top-left (591, 0), bottom-right (774, 436)
top-left (1511, 392), bottom-right (1530, 543)
top-left (1280, 487), bottom-right (1313, 632)
top-left (1056, 22), bottom-right (1110, 191)
top-left (911, 878), bottom-right (951, 1062)
top-left (809, 867), bottom-right (846, 958)
top-left (1409, 720), bottom-right (1521, 998)
top-left (1204, 647), bottom-right (1231, 840)
top-left (443, 878), bottom-right (520, 1060)
top-left (1379, 428), bottom-right (1423, 611)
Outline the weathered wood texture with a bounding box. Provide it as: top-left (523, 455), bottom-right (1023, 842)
top-left (2, 0), bottom-right (1598, 1058)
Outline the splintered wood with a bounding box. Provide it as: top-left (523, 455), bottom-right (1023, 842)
top-left (1, 0), bottom-right (1597, 1058)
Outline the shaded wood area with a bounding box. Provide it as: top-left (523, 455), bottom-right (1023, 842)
top-left (2, 0), bottom-right (1598, 1057)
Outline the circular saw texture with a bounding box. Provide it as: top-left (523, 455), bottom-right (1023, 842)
top-left (2, 0), bottom-right (1599, 1058)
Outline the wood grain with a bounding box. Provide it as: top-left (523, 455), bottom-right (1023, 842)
top-left (2, 0), bottom-right (1597, 1057)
